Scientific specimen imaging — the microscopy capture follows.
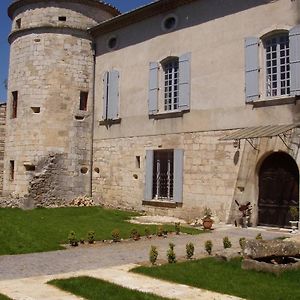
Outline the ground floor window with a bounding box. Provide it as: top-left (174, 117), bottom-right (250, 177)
top-left (144, 149), bottom-right (183, 203)
top-left (153, 150), bottom-right (174, 199)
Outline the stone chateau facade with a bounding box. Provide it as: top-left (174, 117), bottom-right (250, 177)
top-left (2, 0), bottom-right (300, 226)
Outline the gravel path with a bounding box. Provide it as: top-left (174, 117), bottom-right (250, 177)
top-left (0, 225), bottom-right (291, 281)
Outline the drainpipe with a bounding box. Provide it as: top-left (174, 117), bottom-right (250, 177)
top-left (89, 42), bottom-right (96, 198)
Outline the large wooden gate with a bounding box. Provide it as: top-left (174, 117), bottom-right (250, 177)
top-left (258, 152), bottom-right (299, 227)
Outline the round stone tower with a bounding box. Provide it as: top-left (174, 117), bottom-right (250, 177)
top-left (4, 0), bottom-right (119, 206)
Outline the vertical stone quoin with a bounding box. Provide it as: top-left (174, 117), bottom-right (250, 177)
top-left (3, 0), bottom-right (119, 206)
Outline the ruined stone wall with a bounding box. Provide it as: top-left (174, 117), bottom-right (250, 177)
top-left (92, 130), bottom-right (241, 222)
top-left (0, 104), bottom-right (6, 195)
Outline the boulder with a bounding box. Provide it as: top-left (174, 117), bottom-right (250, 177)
top-left (243, 239), bottom-right (300, 259)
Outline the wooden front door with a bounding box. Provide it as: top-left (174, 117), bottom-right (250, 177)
top-left (258, 152), bottom-right (299, 227)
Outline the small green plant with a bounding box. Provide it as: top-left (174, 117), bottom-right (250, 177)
top-left (186, 242), bottom-right (195, 259)
top-left (111, 229), bottom-right (121, 242)
top-left (289, 206), bottom-right (299, 221)
top-left (167, 243), bottom-right (176, 263)
top-left (175, 222), bottom-right (180, 235)
top-left (203, 207), bottom-right (212, 218)
top-left (223, 236), bottom-right (232, 249)
top-left (87, 231), bottom-right (95, 244)
top-left (145, 227), bottom-right (151, 239)
top-left (157, 226), bottom-right (164, 237)
top-left (130, 228), bottom-right (140, 241)
top-left (149, 246), bottom-right (158, 265)
top-left (80, 237), bottom-right (85, 244)
top-left (239, 237), bottom-right (246, 250)
top-left (68, 231), bottom-right (78, 247)
top-left (205, 240), bottom-right (213, 255)
top-left (256, 233), bottom-right (263, 240)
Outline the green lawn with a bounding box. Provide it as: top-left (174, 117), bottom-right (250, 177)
top-left (0, 207), bottom-right (200, 255)
top-left (132, 258), bottom-right (300, 300)
top-left (48, 276), bottom-right (170, 300)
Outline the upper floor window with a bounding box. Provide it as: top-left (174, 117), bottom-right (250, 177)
top-left (245, 25), bottom-right (300, 103)
top-left (163, 58), bottom-right (179, 111)
top-left (148, 53), bottom-right (191, 116)
top-left (264, 34), bottom-right (290, 97)
top-left (79, 91), bottom-right (88, 111)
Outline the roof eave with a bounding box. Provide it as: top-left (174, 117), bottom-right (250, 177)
top-left (89, 0), bottom-right (197, 36)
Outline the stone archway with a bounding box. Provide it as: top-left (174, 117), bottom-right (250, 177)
top-left (258, 152), bottom-right (299, 227)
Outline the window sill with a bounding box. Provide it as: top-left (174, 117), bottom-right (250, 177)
top-left (149, 109), bottom-right (189, 120)
top-left (99, 118), bottom-right (121, 126)
top-left (251, 96), bottom-right (299, 108)
top-left (142, 200), bottom-right (182, 208)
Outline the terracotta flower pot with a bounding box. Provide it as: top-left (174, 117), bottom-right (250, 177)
top-left (202, 217), bottom-right (213, 230)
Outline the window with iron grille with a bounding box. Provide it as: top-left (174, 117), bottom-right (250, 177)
top-left (163, 58), bottom-right (179, 111)
top-left (152, 150), bottom-right (174, 200)
top-left (265, 33), bottom-right (290, 97)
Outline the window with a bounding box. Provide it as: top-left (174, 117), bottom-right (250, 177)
top-left (163, 58), bottom-right (179, 111)
top-left (162, 14), bottom-right (178, 32)
top-left (11, 91), bottom-right (18, 119)
top-left (145, 149), bottom-right (184, 203)
top-left (148, 53), bottom-right (191, 115)
top-left (9, 160), bottom-right (14, 181)
top-left (79, 91), bottom-right (88, 111)
top-left (58, 16), bottom-right (67, 21)
top-left (264, 34), bottom-right (290, 97)
top-left (102, 70), bottom-right (120, 121)
top-left (153, 150), bottom-right (174, 199)
top-left (107, 36), bottom-right (118, 50)
top-left (245, 25), bottom-right (300, 103)
top-left (16, 18), bottom-right (21, 29)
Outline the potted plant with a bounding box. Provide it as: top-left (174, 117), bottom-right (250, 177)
top-left (289, 206), bottom-right (299, 234)
top-left (202, 207), bottom-right (213, 230)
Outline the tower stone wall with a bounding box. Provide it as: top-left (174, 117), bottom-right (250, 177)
top-left (4, 0), bottom-right (118, 205)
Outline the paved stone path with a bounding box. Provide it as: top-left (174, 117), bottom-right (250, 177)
top-left (0, 225), bottom-right (293, 299)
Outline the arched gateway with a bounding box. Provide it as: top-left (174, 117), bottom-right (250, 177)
top-left (258, 152), bottom-right (299, 227)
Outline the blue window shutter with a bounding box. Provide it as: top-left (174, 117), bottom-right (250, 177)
top-left (102, 71), bottom-right (109, 120)
top-left (144, 150), bottom-right (154, 200)
top-left (107, 70), bottom-right (119, 120)
top-left (173, 149), bottom-right (184, 203)
top-left (245, 37), bottom-right (260, 102)
top-left (179, 53), bottom-right (191, 111)
top-left (290, 25), bottom-right (300, 96)
top-left (148, 62), bottom-right (159, 115)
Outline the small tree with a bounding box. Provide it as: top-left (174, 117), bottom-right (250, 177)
top-left (186, 242), bottom-right (195, 259)
top-left (111, 229), bottom-right (121, 242)
top-left (149, 246), bottom-right (158, 265)
top-left (239, 237), bottom-right (246, 250)
top-left (175, 222), bottom-right (180, 235)
top-left (87, 231), bottom-right (95, 244)
top-left (68, 231), bottom-right (78, 247)
top-left (167, 243), bottom-right (176, 263)
top-left (255, 233), bottom-right (263, 240)
top-left (205, 240), bottom-right (213, 255)
top-left (223, 236), bottom-right (232, 249)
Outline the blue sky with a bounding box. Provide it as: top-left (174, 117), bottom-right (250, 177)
top-left (0, 0), bottom-right (153, 101)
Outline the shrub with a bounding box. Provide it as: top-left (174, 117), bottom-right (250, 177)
top-left (87, 231), bottom-right (95, 244)
top-left (157, 226), bottom-right (164, 237)
top-left (256, 233), bottom-right (263, 240)
top-left (223, 236), bottom-right (232, 249)
top-left (68, 231), bottom-right (78, 247)
top-left (239, 237), bottom-right (246, 250)
top-left (111, 229), bottom-right (121, 242)
top-left (80, 237), bottom-right (85, 244)
top-left (205, 240), bottom-right (213, 255)
top-left (130, 228), bottom-right (140, 241)
top-left (186, 242), bottom-right (195, 259)
top-left (149, 246), bottom-right (158, 265)
top-left (175, 222), bottom-right (180, 235)
top-left (145, 227), bottom-right (151, 239)
top-left (167, 243), bottom-right (176, 263)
